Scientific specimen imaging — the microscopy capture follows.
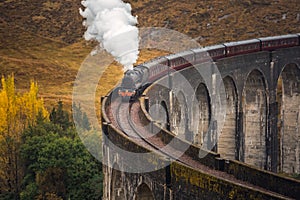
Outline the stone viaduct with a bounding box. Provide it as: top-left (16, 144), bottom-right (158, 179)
top-left (101, 45), bottom-right (300, 199)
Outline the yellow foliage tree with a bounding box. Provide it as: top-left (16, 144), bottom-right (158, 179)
top-left (0, 75), bottom-right (48, 197)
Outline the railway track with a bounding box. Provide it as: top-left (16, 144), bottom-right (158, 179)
top-left (104, 95), bottom-right (295, 199)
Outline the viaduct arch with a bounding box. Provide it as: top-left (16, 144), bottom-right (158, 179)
top-left (145, 47), bottom-right (300, 173)
top-left (102, 45), bottom-right (300, 199)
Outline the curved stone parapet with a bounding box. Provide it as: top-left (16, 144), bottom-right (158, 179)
top-left (102, 39), bottom-right (300, 199)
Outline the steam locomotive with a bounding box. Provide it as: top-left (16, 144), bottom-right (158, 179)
top-left (118, 34), bottom-right (300, 99)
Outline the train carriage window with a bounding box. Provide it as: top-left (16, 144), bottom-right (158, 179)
top-left (234, 47), bottom-right (237, 53)
top-left (264, 42), bottom-right (267, 47)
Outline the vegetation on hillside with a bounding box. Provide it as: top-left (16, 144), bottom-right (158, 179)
top-left (20, 110), bottom-right (102, 200)
top-left (0, 77), bottom-right (102, 199)
top-left (0, 76), bottom-right (48, 198)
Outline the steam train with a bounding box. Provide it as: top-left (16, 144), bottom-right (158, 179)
top-left (118, 34), bottom-right (300, 99)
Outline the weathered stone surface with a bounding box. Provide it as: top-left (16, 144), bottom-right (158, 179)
top-left (102, 46), bottom-right (300, 199)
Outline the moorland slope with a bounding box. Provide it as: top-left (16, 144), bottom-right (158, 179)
top-left (0, 0), bottom-right (299, 107)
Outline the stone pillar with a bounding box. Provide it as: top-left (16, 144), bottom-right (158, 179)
top-left (268, 102), bottom-right (279, 172)
top-left (236, 110), bottom-right (244, 162)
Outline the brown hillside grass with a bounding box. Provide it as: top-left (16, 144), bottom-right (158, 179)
top-left (0, 0), bottom-right (299, 109)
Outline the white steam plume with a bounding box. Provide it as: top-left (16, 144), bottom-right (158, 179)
top-left (79, 0), bottom-right (139, 70)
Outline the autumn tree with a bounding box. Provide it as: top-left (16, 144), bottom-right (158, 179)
top-left (0, 75), bottom-right (48, 200)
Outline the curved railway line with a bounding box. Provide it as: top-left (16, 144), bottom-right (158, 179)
top-left (102, 34), bottom-right (300, 199)
top-left (104, 94), bottom-right (294, 199)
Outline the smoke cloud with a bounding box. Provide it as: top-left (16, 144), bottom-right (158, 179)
top-left (79, 0), bottom-right (139, 70)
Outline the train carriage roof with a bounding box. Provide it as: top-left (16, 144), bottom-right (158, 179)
top-left (192, 44), bottom-right (225, 54)
top-left (259, 34), bottom-right (298, 42)
top-left (223, 39), bottom-right (260, 47)
top-left (165, 50), bottom-right (194, 60)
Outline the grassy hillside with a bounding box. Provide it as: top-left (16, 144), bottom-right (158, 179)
top-left (0, 0), bottom-right (299, 108)
top-left (0, 22), bottom-right (91, 108)
top-left (130, 0), bottom-right (300, 45)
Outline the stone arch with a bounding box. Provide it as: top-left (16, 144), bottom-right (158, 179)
top-left (218, 76), bottom-right (238, 160)
top-left (134, 183), bottom-right (155, 200)
top-left (111, 164), bottom-right (125, 200)
top-left (242, 70), bottom-right (267, 169)
top-left (160, 100), bottom-right (170, 131)
top-left (192, 83), bottom-right (211, 148)
top-left (172, 91), bottom-right (188, 136)
top-left (277, 63), bottom-right (300, 173)
top-left (149, 100), bottom-right (170, 131)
